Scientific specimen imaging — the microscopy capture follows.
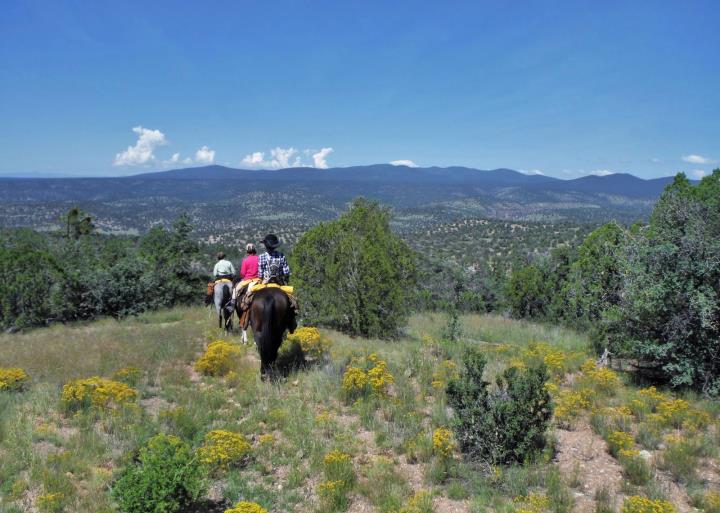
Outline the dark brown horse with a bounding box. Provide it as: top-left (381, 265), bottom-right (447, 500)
top-left (249, 287), bottom-right (297, 376)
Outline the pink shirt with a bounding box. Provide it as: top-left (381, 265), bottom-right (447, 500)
top-left (240, 255), bottom-right (259, 280)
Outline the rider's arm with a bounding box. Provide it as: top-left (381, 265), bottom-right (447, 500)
top-left (282, 255), bottom-right (291, 276)
top-left (229, 261), bottom-right (236, 276)
top-left (212, 262), bottom-right (219, 277)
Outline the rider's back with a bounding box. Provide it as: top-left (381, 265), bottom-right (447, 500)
top-left (240, 254), bottom-right (259, 280)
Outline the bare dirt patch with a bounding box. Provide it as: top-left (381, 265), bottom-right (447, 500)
top-left (140, 396), bottom-right (171, 419)
top-left (433, 496), bottom-right (471, 513)
top-left (555, 422), bottom-right (624, 513)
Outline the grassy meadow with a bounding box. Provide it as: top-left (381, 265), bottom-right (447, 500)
top-left (0, 307), bottom-right (719, 513)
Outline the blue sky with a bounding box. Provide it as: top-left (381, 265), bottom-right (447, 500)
top-left (0, 1), bottom-right (718, 179)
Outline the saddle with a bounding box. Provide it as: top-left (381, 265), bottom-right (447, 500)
top-left (205, 279), bottom-right (233, 306)
top-left (238, 282), bottom-right (299, 331)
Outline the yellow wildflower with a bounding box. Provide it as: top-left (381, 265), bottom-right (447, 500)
top-left (431, 360), bottom-right (459, 389)
top-left (398, 490), bottom-right (433, 513)
top-left (61, 377), bottom-right (137, 411)
top-left (37, 492), bottom-right (64, 512)
top-left (578, 360), bottom-right (620, 393)
top-left (607, 431), bottom-right (635, 456)
top-left (197, 429), bottom-right (251, 470)
top-left (554, 388), bottom-right (593, 426)
top-left (112, 366), bottom-right (141, 385)
top-left (194, 340), bottom-right (242, 376)
top-left (514, 492), bottom-right (550, 513)
top-left (341, 353), bottom-right (394, 401)
top-left (621, 495), bottom-right (675, 513)
top-left (258, 434), bottom-right (275, 445)
top-left (432, 427), bottom-right (455, 458)
top-left (224, 501), bottom-right (268, 513)
top-left (286, 326), bottom-right (332, 358)
top-left (0, 367), bottom-right (30, 392)
top-left (656, 399), bottom-right (690, 428)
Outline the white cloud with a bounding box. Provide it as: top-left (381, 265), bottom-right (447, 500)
top-left (114, 126), bottom-right (167, 166)
top-left (312, 148), bottom-right (334, 169)
top-left (271, 147), bottom-right (300, 168)
top-left (682, 154), bottom-right (714, 164)
top-left (240, 146), bottom-right (331, 169)
top-left (690, 169), bottom-right (707, 179)
top-left (650, 157), bottom-right (661, 163)
top-left (162, 152), bottom-right (181, 166)
top-left (591, 169), bottom-right (615, 176)
top-left (520, 168), bottom-right (544, 175)
top-left (195, 145), bottom-right (215, 165)
top-left (390, 159), bottom-right (418, 168)
top-left (241, 152), bottom-right (265, 166)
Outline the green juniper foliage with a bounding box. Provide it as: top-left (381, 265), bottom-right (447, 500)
top-left (446, 347), bottom-right (553, 464)
top-left (0, 213), bottom-right (203, 330)
top-left (503, 170), bottom-right (720, 395)
top-left (292, 198), bottom-right (417, 338)
top-left (112, 434), bottom-right (207, 513)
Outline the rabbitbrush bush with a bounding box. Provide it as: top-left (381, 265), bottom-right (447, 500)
top-left (197, 429), bottom-right (251, 471)
top-left (286, 326), bottom-right (332, 358)
top-left (224, 502), bottom-right (268, 513)
top-left (446, 347), bottom-right (552, 464)
top-left (341, 353), bottom-right (394, 402)
top-left (194, 340), bottom-right (242, 376)
top-left (621, 496), bottom-right (675, 513)
top-left (0, 367), bottom-right (30, 392)
top-left (112, 434), bottom-right (206, 513)
top-left (318, 450), bottom-right (355, 511)
top-left (61, 376), bottom-right (137, 412)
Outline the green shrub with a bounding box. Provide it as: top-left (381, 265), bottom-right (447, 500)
top-left (606, 170), bottom-right (720, 394)
top-left (446, 347), bottom-right (553, 464)
top-left (112, 434), bottom-right (206, 513)
top-left (292, 198), bottom-right (417, 338)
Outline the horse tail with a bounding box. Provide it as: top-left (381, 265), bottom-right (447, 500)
top-left (258, 293), bottom-right (276, 364)
top-left (260, 294), bottom-right (275, 340)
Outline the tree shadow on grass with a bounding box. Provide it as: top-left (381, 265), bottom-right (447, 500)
top-left (187, 498), bottom-right (231, 513)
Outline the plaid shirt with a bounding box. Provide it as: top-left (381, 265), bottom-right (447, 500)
top-left (258, 251), bottom-right (290, 282)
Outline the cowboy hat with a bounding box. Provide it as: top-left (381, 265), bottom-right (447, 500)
top-left (261, 234), bottom-right (281, 250)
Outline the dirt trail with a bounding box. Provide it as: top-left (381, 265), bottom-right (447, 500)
top-left (555, 421), bottom-right (625, 513)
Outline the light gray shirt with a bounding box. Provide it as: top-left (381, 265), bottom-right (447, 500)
top-left (213, 259), bottom-right (236, 277)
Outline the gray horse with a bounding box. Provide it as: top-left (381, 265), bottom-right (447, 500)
top-left (213, 281), bottom-right (234, 331)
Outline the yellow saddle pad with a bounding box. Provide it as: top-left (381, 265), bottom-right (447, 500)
top-left (252, 283), bottom-right (294, 296)
top-left (215, 278), bottom-right (232, 284)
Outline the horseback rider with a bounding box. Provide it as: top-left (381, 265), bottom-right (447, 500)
top-left (230, 243), bottom-right (260, 307)
top-left (213, 251), bottom-right (235, 281)
top-left (258, 234), bottom-right (290, 285)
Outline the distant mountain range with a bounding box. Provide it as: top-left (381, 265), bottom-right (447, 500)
top-left (0, 164), bottom-right (678, 200)
top-left (0, 164), bottom-right (682, 234)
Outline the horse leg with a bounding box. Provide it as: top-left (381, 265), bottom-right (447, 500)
top-left (242, 329), bottom-right (248, 344)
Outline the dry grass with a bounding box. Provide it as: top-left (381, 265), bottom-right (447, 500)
top-left (0, 307), bottom-right (717, 513)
